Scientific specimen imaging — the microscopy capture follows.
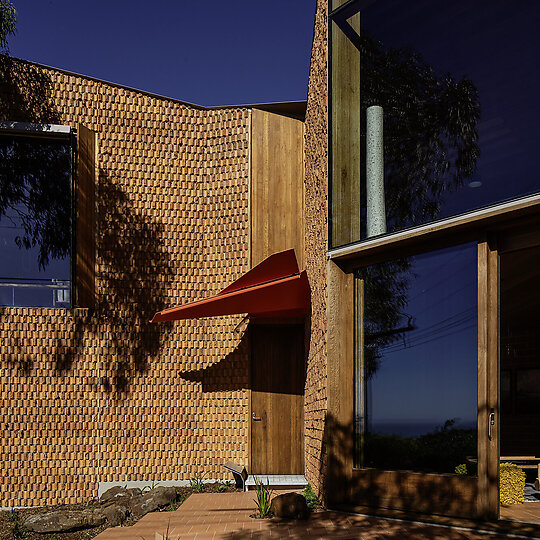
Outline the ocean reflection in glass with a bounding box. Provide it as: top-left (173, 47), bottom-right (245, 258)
top-left (354, 243), bottom-right (478, 475)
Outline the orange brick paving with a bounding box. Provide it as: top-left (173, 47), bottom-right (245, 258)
top-left (95, 491), bottom-right (516, 539)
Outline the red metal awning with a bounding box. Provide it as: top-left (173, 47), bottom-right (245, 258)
top-left (151, 249), bottom-right (310, 322)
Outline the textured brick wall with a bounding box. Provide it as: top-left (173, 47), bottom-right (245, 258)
top-left (303, 0), bottom-right (329, 496)
top-left (0, 58), bottom-right (251, 506)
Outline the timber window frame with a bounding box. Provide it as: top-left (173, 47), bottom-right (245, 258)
top-left (0, 121), bottom-right (96, 309)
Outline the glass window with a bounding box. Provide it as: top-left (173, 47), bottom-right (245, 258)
top-left (330, 0), bottom-right (540, 247)
top-left (354, 243), bottom-right (478, 475)
top-left (0, 130), bottom-right (73, 307)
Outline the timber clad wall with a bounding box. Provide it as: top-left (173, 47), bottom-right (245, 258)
top-left (303, 0), bottom-right (329, 496)
top-left (0, 58), bottom-right (251, 506)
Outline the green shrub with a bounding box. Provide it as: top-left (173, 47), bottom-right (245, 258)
top-left (253, 476), bottom-right (273, 517)
top-left (500, 462), bottom-right (526, 505)
top-left (303, 483), bottom-right (319, 511)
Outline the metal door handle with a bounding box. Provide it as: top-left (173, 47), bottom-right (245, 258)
top-left (252, 412), bottom-right (262, 421)
top-left (488, 408), bottom-right (495, 440)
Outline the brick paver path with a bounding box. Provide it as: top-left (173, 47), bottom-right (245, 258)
top-left (95, 491), bottom-right (514, 539)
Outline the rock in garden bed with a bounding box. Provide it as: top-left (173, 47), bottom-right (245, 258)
top-left (24, 509), bottom-right (106, 533)
top-left (269, 492), bottom-right (309, 520)
top-left (0, 481), bottom-right (240, 538)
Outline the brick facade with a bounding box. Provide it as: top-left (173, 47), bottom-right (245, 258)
top-left (0, 58), bottom-right (251, 506)
top-left (303, 0), bottom-right (329, 496)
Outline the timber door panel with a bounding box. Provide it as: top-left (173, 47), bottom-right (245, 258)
top-left (251, 324), bottom-right (304, 475)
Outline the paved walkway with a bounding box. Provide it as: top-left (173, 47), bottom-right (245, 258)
top-left (95, 491), bottom-right (514, 539)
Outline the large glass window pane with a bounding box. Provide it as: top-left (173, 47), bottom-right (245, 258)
top-left (0, 131), bottom-right (72, 307)
top-left (330, 0), bottom-right (540, 247)
top-left (500, 246), bottom-right (540, 459)
top-left (355, 243), bottom-right (478, 475)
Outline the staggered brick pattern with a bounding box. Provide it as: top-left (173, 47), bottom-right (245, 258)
top-left (0, 58), bottom-right (250, 506)
top-left (303, 0), bottom-right (329, 497)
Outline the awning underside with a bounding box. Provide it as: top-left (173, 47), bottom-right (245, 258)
top-left (151, 249), bottom-right (310, 322)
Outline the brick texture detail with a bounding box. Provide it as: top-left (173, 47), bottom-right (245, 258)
top-left (0, 58), bottom-right (250, 506)
top-left (303, 0), bottom-right (329, 496)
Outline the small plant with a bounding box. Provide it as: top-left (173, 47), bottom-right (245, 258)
top-left (189, 471), bottom-right (207, 493)
top-left (158, 519), bottom-right (173, 540)
top-left (166, 500), bottom-right (179, 511)
top-left (141, 480), bottom-right (160, 493)
top-left (253, 476), bottom-right (273, 517)
top-left (303, 483), bottom-right (319, 511)
top-left (215, 483), bottom-right (227, 493)
top-left (454, 463), bottom-right (467, 475)
top-left (8, 510), bottom-right (28, 539)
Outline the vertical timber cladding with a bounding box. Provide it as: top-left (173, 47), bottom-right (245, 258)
top-left (326, 260), bottom-right (354, 505)
top-left (330, 0), bottom-right (361, 247)
top-left (76, 124), bottom-right (96, 308)
top-left (250, 108), bottom-right (304, 267)
top-left (249, 108), bottom-right (305, 474)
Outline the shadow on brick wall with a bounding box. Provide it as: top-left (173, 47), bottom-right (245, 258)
top-left (0, 56), bottom-right (60, 124)
top-left (54, 170), bottom-right (173, 395)
top-left (0, 58), bottom-right (174, 393)
top-left (0, 56), bottom-right (62, 374)
top-left (177, 329), bottom-right (249, 392)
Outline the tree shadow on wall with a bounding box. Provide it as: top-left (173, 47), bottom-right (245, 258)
top-left (0, 56), bottom-right (60, 124)
top-left (53, 170), bottom-right (173, 395)
top-left (0, 57), bottom-right (174, 391)
top-left (0, 56), bottom-right (62, 373)
top-left (177, 328), bottom-right (250, 392)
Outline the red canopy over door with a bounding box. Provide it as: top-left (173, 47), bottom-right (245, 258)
top-left (151, 249), bottom-right (310, 322)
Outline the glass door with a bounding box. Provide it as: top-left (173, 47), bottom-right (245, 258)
top-left (351, 241), bottom-right (497, 518)
top-left (499, 244), bottom-right (540, 525)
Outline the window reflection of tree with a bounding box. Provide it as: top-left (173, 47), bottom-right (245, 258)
top-left (357, 29), bottom-right (481, 373)
top-left (0, 134), bottom-right (71, 270)
top-left (359, 29), bottom-right (481, 233)
top-left (358, 258), bottom-right (411, 378)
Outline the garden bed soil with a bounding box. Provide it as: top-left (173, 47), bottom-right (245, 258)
top-left (0, 482), bottom-right (240, 539)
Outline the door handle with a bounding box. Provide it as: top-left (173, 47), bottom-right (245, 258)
top-left (488, 408), bottom-right (495, 440)
top-left (252, 412), bottom-right (262, 421)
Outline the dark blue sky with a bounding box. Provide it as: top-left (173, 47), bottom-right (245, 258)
top-left (9, 0), bottom-right (316, 106)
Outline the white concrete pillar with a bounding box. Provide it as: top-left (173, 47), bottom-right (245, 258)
top-left (366, 105), bottom-right (386, 238)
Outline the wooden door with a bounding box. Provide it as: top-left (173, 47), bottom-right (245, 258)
top-left (250, 324), bottom-right (305, 475)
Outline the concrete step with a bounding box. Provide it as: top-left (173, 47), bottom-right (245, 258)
top-left (245, 474), bottom-right (308, 491)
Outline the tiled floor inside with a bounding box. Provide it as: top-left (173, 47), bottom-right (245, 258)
top-left (95, 491), bottom-right (516, 539)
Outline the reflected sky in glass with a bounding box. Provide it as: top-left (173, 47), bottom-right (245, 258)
top-left (357, 243), bottom-right (478, 473)
top-left (0, 134), bottom-right (72, 307)
top-left (331, 0), bottom-right (540, 247)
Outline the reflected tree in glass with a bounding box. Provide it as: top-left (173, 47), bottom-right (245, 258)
top-left (355, 244), bottom-right (478, 475)
top-left (359, 29), bottom-right (481, 235)
top-left (0, 134), bottom-right (71, 270)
